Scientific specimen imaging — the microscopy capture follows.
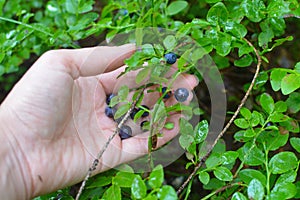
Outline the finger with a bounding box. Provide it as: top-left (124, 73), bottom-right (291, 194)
top-left (38, 44), bottom-right (136, 79)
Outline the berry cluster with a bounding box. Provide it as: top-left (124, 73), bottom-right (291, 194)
top-left (104, 53), bottom-right (191, 140)
top-left (104, 85), bottom-right (190, 140)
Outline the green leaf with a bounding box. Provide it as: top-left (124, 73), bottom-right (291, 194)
top-left (228, 23), bottom-right (248, 38)
top-left (215, 32), bottom-right (232, 56)
top-left (136, 67), bottom-right (150, 84)
top-left (241, 0), bottom-right (266, 22)
top-left (194, 120), bottom-right (208, 143)
top-left (269, 152), bottom-right (298, 174)
top-left (213, 166), bottom-right (233, 181)
top-left (239, 169), bottom-right (266, 186)
top-left (131, 176), bottom-right (147, 199)
top-left (166, 1), bottom-right (188, 16)
top-left (269, 113), bottom-right (288, 123)
top-left (163, 35), bottom-right (177, 50)
top-left (206, 153), bottom-right (224, 169)
top-left (102, 184), bottom-right (121, 200)
top-left (234, 118), bottom-right (249, 129)
top-left (280, 118), bottom-right (299, 133)
top-left (268, 182), bottom-right (297, 200)
top-left (255, 71), bottom-right (269, 89)
top-left (266, 131), bottom-right (289, 151)
top-left (179, 134), bottom-right (194, 149)
top-left (87, 176), bottom-right (112, 188)
top-left (260, 93), bottom-right (274, 114)
top-left (274, 101), bottom-right (287, 112)
top-left (276, 170), bottom-right (297, 184)
top-left (164, 122), bottom-right (174, 130)
top-left (238, 142), bottom-right (265, 166)
top-left (65, 0), bottom-right (78, 14)
top-left (247, 179), bottom-right (264, 200)
top-left (142, 44), bottom-right (156, 56)
top-left (252, 111), bottom-right (264, 126)
top-left (238, 43), bottom-right (253, 57)
top-left (118, 85), bottom-right (129, 101)
top-left (152, 101), bottom-right (167, 125)
top-left (267, 0), bottom-right (290, 18)
top-left (270, 69), bottom-right (287, 91)
top-left (269, 17), bottom-right (286, 36)
top-left (286, 92), bottom-right (300, 113)
top-left (232, 192), bottom-right (248, 200)
top-left (240, 107), bottom-right (252, 120)
top-left (125, 53), bottom-right (143, 69)
top-left (222, 151), bottom-right (239, 165)
top-left (281, 74), bottom-right (300, 95)
top-left (148, 165), bottom-right (164, 189)
top-left (258, 29), bottom-right (274, 48)
top-left (234, 54), bottom-right (253, 67)
top-left (290, 137), bottom-right (300, 153)
top-left (114, 103), bottom-right (130, 119)
top-left (157, 185), bottom-right (178, 200)
top-left (112, 172), bottom-right (137, 188)
top-left (207, 2), bottom-right (228, 26)
top-left (179, 118), bottom-right (193, 135)
top-left (198, 171), bottom-right (210, 185)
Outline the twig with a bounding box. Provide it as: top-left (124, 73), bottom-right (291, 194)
top-left (176, 38), bottom-right (262, 195)
top-left (201, 182), bottom-right (244, 200)
top-left (75, 88), bottom-right (146, 200)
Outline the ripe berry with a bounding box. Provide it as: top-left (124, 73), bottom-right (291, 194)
top-left (106, 93), bottom-right (116, 105)
top-left (140, 105), bottom-right (150, 117)
top-left (119, 125), bottom-right (132, 140)
top-left (164, 52), bottom-right (177, 64)
top-left (174, 88), bottom-right (189, 102)
top-left (140, 121), bottom-right (149, 132)
top-left (105, 106), bottom-right (116, 118)
top-left (119, 9), bottom-right (128, 15)
top-left (161, 87), bottom-right (172, 99)
top-left (130, 105), bottom-right (150, 119)
top-left (130, 108), bottom-right (139, 120)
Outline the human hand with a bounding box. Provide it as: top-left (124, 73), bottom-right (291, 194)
top-left (0, 44), bottom-right (198, 199)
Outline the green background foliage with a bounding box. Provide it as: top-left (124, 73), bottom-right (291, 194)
top-left (1, 0), bottom-right (300, 199)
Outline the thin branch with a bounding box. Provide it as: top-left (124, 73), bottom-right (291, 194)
top-left (75, 88), bottom-right (146, 200)
top-left (201, 182), bottom-right (244, 200)
top-left (176, 38), bottom-right (262, 195)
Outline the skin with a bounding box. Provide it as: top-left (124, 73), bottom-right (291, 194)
top-left (0, 44), bottom-right (198, 199)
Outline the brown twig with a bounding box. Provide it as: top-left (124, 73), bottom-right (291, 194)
top-left (201, 182), bottom-right (244, 200)
top-left (75, 88), bottom-right (146, 200)
top-left (176, 38), bottom-right (262, 195)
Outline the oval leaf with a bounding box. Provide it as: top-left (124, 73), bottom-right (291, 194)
top-left (281, 74), bottom-right (300, 95)
top-left (269, 152), bottom-right (298, 174)
top-left (247, 179), bottom-right (264, 200)
top-left (167, 1), bottom-right (188, 16)
top-left (131, 176), bottom-right (147, 199)
top-left (213, 166), bottom-right (233, 181)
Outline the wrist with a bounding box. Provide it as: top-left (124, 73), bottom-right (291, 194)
top-left (0, 106), bottom-right (33, 199)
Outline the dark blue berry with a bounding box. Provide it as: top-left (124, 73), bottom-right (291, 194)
top-left (140, 121), bottom-right (149, 132)
top-left (119, 125), bottom-right (132, 140)
top-left (174, 88), bottom-right (189, 102)
top-left (162, 87), bottom-right (172, 99)
top-left (119, 9), bottom-right (128, 15)
top-left (130, 108), bottom-right (139, 120)
top-left (106, 93), bottom-right (116, 105)
top-left (164, 52), bottom-right (177, 64)
top-left (140, 105), bottom-right (150, 117)
top-left (130, 105), bottom-right (150, 119)
top-left (105, 106), bottom-right (116, 118)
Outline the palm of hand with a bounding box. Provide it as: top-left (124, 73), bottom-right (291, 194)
top-left (1, 45), bottom-right (198, 198)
